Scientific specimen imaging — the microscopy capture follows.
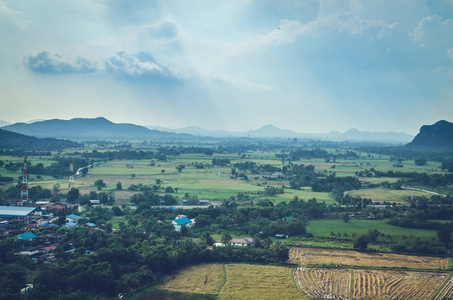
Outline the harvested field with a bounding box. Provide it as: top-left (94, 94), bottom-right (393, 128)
top-left (352, 269), bottom-right (450, 300)
top-left (293, 268), bottom-right (451, 300)
top-left (293, 267), bottom-right (350, 299)
top-left (289, 247), bottom-right (448, 269)
top-left (159, 263), bottom-right (223, 294)
top-left (433, 275), bottom-right (453, 300)
top-left (220, 264), bottom-right (302, 300)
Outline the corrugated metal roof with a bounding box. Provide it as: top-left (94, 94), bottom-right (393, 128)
top-left (0, 206), bottom-right (37, 217)
top-left (67, 214), bottom-right (84, 220)
top-left (16, 232), bottom-right (37, 240)
top-left (174, 217), bottom-right (192, 225)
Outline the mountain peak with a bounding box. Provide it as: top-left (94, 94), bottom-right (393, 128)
top-left (406, 120), bottom-right (453, 150)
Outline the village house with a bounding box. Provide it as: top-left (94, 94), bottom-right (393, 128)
top-left (172, 215), bottom-right (195, 232)
top-left (230, 237), bottom-right (255, 247)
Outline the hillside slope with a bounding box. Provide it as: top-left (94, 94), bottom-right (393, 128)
top-left (0, 128), bottom-right (80, 150)
top-left (406, 120), bottom-right (453, 150)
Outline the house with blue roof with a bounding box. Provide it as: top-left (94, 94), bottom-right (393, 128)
top-left (63, 221), bottom-right (77, 228)
top-left (67, 214), bottom-right (84, 223)
top-left (15, 232), bottom-right (37, 241)
top-left (172, 215), bottom-right (195, 232)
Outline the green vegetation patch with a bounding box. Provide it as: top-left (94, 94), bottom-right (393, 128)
top-left (306, 218), bottom-right (437, 243)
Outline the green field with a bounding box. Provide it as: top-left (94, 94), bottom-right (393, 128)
top-left (305, 218), bottom-right (437, 243)
top-left (0, 149), bottom-right (447, 205)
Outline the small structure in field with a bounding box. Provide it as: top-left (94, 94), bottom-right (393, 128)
top-left (230, 237), bottom-right (255, 247)
top-left (275, 234), bottom-right (288, 239)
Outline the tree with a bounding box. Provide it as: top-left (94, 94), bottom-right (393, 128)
top-left (52, 183), bottom-right (60, 201)
top-left (67, 188), bottom-right (80, 203)
top-left (330, 231), bottom-right (335, 240)
top-left (437, 225), bottom-right (452, 246)
top-left (353, 234), bottom-right (369, 251)
top-left (414, 158), bottom-right (427, 166)
top-left (342, 213), bottom-right (350, 223)
top-left (94, 179), bottom-right (106, 190)
top-left (202, 232), bottom-right (215, 246)
top-left (343, 232), bottom-right (349, 240)
top-left (161, 169), bottom-right (165, 174)
top-left (116, 182), bottom-right (122, 190)
top-left (131, 174), bottom-right (136, 179)
top-left (221, 232), bottom-right (232, 246)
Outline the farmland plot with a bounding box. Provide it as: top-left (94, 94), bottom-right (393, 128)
top-left (289, 247), bottom-right (448, 269)
top-left (433, 275), bottom-right (453, 300)
top-left (352, 269), bottom-right (450, 300)
top-left (293, 267), bottom-right (350, 299)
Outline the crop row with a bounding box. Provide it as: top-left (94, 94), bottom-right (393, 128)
top-left (293, 267), bottom-right (451, 300)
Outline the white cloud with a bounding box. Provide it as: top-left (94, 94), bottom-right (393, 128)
top-left (410, 15), bottom-right (453, 48)
top-left (146, 19), bottom-right (179, 39)
top-left (0, 2), bottom-right (28, 30)
top-left (23, 51), bottom-right (97, 73)
top-left (105, 51), bottom-right (180, 80)
top-left (448, 48), bottom-right (453, 62)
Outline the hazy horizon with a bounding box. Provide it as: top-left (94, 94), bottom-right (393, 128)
top-left (1, 1), bottom-right (453, 135)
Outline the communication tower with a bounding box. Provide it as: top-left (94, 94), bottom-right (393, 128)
top-left (20, 155), bottom-right (29, 202)
top-left (68, 157), bottom-right (74, 191)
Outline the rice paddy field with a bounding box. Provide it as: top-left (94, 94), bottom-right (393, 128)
top-left (289, 247), bottom-right (449, 269)
top-left (348, 188), bottom-right (436, 204)
top-left (1, 148), bottom-right (446, 205)
top-left (143, 251), bottom-right (452, 300)
top-left (156, 263), bottom-right (304, 300)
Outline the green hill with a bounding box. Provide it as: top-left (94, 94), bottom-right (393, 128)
top-left (0, 128), bottom-right (80, 150)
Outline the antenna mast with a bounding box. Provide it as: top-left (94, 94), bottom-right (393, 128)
top-left (20, 155), bottom-right (29, 202)
top-left (68, 157), bottom-right (74, 191)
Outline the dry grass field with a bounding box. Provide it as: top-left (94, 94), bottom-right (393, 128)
top-left (293, 267), bottom-right (451, 300)
top-left (289, 247), bottom-right (449, 269)
top-left (293, 267), bottom-right (351, 299)
top-left (433, 275), bottom-right (453, 300)
top-left (348, 188), bottom-right (435, 204)
top-left (352, 269), bottom-right (450, 300)
top-left (158, 263), bottom-right (304, 299)
top-left (159, 263), bottom-right (224, 294)
top-left (220, 264), bottom-right (303, 300)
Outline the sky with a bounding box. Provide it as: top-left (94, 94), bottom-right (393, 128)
top-left (0, 0), bottom-right (452, 135)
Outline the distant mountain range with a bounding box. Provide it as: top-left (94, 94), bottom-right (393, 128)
top-left (0, 128), bottom-right (80, 150)
top-left (1, 117), bottom-right (416, 143)
top-left (0, 120), bottom-right (11, 127)
top-left (406, 120), bottom-right (453, 150)
top-left (2, 117), bottom-right (192, 141)
top-left (147, 124), bottom-right (414, 143)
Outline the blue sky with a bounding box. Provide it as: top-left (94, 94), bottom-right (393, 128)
top-left (1, 0), bottom-right (452, 134)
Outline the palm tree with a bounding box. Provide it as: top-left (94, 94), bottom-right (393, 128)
top-left (343, 232), bottom-right (349, 241)
top-left (330, 231), bottom-right (335, 240)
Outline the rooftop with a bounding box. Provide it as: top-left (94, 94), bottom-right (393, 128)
top-left (16, 232), bottom-right (37, 240)
top-left (174, 217), bottom-right (192, 225)
top-left (67, 214), bottom-right (84, 220)
top-left (0, 206), bottom-right (38, 218)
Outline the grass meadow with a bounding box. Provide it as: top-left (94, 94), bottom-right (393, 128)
top-left (305, 218), bottom-right (437, 243)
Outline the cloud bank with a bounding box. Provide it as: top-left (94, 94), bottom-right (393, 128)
top-left (23, 51), bottom-right (97, 74)
top-left (105, 51), bottom-right (180, 81)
